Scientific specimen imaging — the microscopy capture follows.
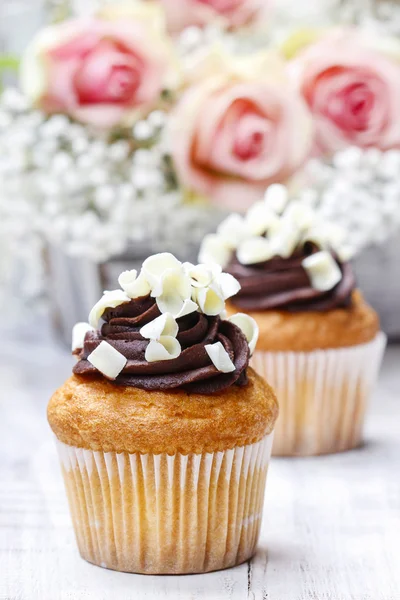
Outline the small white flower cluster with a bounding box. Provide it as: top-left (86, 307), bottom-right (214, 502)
top-left (199, 183), bottom-right (350, 268)
top-left (0, 88), bottom-right (220, 312)
top-left (302, 146), bottom-right (400, 255)
top-left (73, 252), bottom-right (258, 379)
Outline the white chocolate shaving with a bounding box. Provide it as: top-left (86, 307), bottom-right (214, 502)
top-left (216, 213), bottom-right (248, 249)
top-left (140, 312), bottom-right (178, 340)
top-left (142, 253), bottom-right (182, 288)
top-left (285, 203), bottom-right (316, 231)
top-left (337, 244), bottom-right (355, 262)
top-left (183, 262), bottom-right (214, 288)
top-left (88, 289), bottom-right (130, 328)
top-left (72, 322), bottom-right (94, 352)
top-left (227, 313), bottom-right (259, 355)
top-left (145, 336), bottom-right (181, 362)
top-left (237, 237), bottom-right (272, 265)
top-left (198, 234), bottom-right (232, 268)
top-left (302, 251), bottom-right (342, 291)
top-left (174, 298), bottom-right (198, 318)
top-left (205, 342), bottom-right (235, 373)
top-left (195, 284), bottom-right (225, 316)
top-left (269, 223), bottom-right (299, 258)
top-left (264, 184), bottom-right (288, 214)
top-left (118, 269), bottom-right (151, 299)
top-left (217, 272), bottom-right (241, 300)
top-left (152, 267), bottom-right (192, 317)
top-left (245, 201), bottom-right (279, 237)
top-left (87, 341), bottom-right (127, 380)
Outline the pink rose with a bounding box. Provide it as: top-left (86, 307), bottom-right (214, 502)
top-left (169, 57), bottom-right (313, 210)
top-left (161, 0), bottom-right (268, 34)
top-left (21, 15), bottom-right (175, 128)
top-left (290, 29), bottom-right (400, 152)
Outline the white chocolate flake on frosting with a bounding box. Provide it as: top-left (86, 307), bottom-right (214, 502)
top-left (205, 341), bottom-right (236, 373)
top-left (302, 251), bottom-right (342, 291)
top-left (87, 340), bottom-right (127, 379)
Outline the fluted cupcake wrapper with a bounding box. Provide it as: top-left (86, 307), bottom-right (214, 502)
top-left (56, 434), bottom-right (273, 574)
top-left (251, 333), bottom-right (386, 457)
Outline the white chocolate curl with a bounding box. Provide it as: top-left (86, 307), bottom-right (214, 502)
top-left (142, 252), bottom-right (182, 288)
top-left (216, 213), bottom-right (248, 249)
top-left (217, 272), bottom-right (241, 300)
top-left (145, 336), bottom-right (181, 362)
top-left (302, 251), bottom-right (342, 291)
top-left (205, 342), bottom-right (236, 373)
top-left (195, 284), bottom-right (225, 316)
top-left (151, 267), bottom-right (195, 317)
top-left (118, 269), bottom-right (151, 298)
top-left (72, 322), bottom-right (94, 352)
top-left (89, 289), bottom-right (130, 328)
top-left (227, 313), bottom-right (259, 355)
top-left (140, 312), bottom-right (178, 340)
top-left (198, 234), bottom-right (232, 268)
top-left (183, 262), bottom-right (215, 288)
top-left (264, 183), bottom-right (288, 214)
top-left (245, 201), bottom-right (279, 237)
top-left (237, 237), bottom-right (272, 265)
top-left (87, 340), bottom-right (127, 379)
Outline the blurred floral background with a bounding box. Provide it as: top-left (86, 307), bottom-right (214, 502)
top-left (1, 0), bottom-right (399, 343)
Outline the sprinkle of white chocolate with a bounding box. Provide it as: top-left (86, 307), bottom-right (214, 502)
top-left (145, 336), bottom-right (181, 362)
top-left (216, 213), bottom-right (248, 249)
top-left (118, 269), bottom-right (151, 299)
top-left (72, 322), bottom-right (94, 352)
top-left (198, 233), bottom-right (232, 268)
top-left (152, 267), bottom-right (193, 317)
top-left (195, 284), bottom-right (225, 316)
top-left (205, 342), bottom-right (236, 373)
top-left (227, 313), bottom-right (259, 355)
top-left (264, 184), bottom-right (288, 214)
top-left (142, 253), bottom-right (182, 288)
top-left (302, 251), bottom-right (342, 292)
top-left (183, 262), bottom-right (214, 288)
top-left (237, 237), bottom-right (272, 265)
top-left (140, 312), bottom-right (178, 340)
top-left (217, 272), bottom-right (241, 300)
top-left (87, 341), bottom-right (127, 379)
top-left (245, 201), bottom-right (279, 237)
top-left (88, 289), bottom-right (130, 328)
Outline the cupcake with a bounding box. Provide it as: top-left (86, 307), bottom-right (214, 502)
top-left (48, 253), bottom-right (278, 574)
top-left (199, 185), bottom-right (386, 457)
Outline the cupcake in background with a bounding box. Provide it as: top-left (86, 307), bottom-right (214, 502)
top-left (48, 253), bottom-right (278, 574)
top-left (199, 185), bottom-right (386, 456)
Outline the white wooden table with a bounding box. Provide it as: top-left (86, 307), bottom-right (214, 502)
top-left (1, 324), bottom-right (399, 600)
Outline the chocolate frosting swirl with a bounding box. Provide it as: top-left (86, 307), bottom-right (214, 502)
top-left (227, 243), bottom-right (355, 312)
top-left (73, 295), bottom-right (250, 394)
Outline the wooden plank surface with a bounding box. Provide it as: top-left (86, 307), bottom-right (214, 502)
top-left (0, 325), bottom-right (399, 600)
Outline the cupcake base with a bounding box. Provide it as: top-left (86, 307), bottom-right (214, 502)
top-left (251, 333), bottom-right (386, 457)
top-left (56, 434), bottom-right (273, 574)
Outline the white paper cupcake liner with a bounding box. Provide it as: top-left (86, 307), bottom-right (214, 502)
top-left (56, 433), bottom-right (273, 574)
top-left (251, 333), bottom-right (386, 456)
